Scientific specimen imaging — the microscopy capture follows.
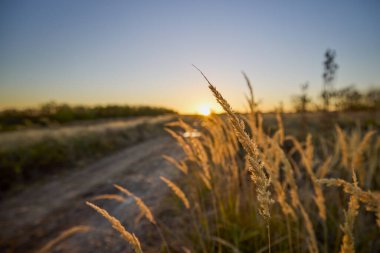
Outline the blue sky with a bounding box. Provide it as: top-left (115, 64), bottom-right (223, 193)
top-left (1, 0), bottom-right (379, 113)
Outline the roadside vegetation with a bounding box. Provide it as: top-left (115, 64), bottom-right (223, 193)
top-left (0, 117), bottom-right (173, 197)
top-left (85, 71), bottom-right (380, 252)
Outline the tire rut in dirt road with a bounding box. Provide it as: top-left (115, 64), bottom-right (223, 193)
top-left (0, 135), bottom-right (183, 253)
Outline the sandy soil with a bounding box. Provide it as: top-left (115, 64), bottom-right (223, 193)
top-left (0, 135), bottom-right (182, 253)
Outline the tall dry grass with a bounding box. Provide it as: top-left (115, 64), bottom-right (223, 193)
top-left (86, 71), bottom-right (380, 252)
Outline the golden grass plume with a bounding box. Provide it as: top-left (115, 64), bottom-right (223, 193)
top-left (194, 65), bottom-right (273, 223)
top-left (37, 225), bottom-right (91, 253)
top-left (86, 201), bottom-right (142, 253)
top-left (92, 194), bottom-right (126, 203)
top-left (114, 184), bottom-right (156, 225)
top-left (160, 176), bottom-right (190, 209)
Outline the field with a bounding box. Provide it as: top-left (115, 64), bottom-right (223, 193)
top-left (1, 87), bottom-right (380, 253)
top-left (2, 1), bottom-right (379, 252)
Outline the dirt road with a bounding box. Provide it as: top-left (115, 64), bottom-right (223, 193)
top-left (0, 135), bottom-right (182, 253)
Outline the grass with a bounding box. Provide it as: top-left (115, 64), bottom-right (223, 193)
top-left (0, 119), bottom-right (170, 197)
top-left (55, 73), bottom-right (379, 252)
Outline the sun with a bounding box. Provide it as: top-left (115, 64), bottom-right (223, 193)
top-left (198, 105), bottom-right (211, 116)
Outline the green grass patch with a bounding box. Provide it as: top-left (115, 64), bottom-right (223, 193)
top-left (0, 122), bottom-right (167, 197)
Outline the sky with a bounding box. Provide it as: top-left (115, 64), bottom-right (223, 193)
top-left (0, 0), bottom-right (379, 114)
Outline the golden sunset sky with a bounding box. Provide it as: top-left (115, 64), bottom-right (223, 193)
top-left (1, 1), bottom-right (379, 114)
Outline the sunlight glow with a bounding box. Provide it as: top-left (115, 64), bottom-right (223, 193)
top-left (198, 105), bottom-right (211, 116)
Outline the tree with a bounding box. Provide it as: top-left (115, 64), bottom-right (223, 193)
top-left (292, 82), bottom-right (312, 113)
top-left (335, 85), bottom-right (363, 111)
top-left (334, 86), bottom-right (380, 111)
top-left (321, 49), bottom-right (339, 111)
top-left (366, 87), bottom-right (380, 110)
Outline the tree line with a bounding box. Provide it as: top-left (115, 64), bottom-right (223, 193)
top-left (292, 49), bottom-right (380, 113)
